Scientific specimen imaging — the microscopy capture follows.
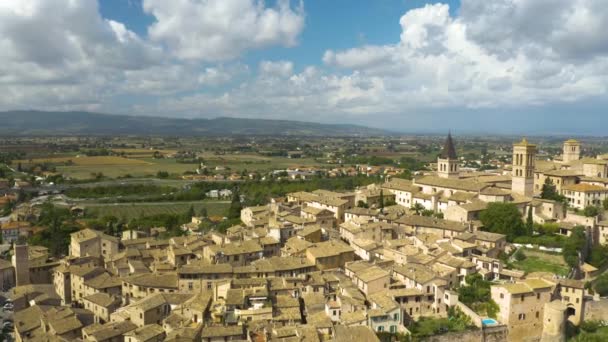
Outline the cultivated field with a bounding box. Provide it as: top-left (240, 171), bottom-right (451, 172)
top-left (13, 156), bottom-right (150, 166)
top-left (111, 148), bottom-right (178, 158)
top-left (16, 152), bottom-right (334, 179)
top-left (198, 153), bottom-right (331, 172)
top-left (56, 158), bottom-right (199, 179)
top-left (83, 200), bottom-right (229, 219)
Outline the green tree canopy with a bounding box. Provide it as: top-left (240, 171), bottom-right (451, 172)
top-left (228, 188), bottom-right (243, 219)
top-left (479, 202), bottom-right (526, 241)
top-left (562, 226), bottom-right (587, 269)
top-left (583, 206), bottom-right (600, 217)
top-left (540, 178), bottom-right (566, 202)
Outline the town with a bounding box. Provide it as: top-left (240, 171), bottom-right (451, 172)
top-left (1, 134), bottom-right (608, 341)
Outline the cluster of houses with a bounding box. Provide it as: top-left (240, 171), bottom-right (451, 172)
top-left (3, 136), bottom-right (608, 341)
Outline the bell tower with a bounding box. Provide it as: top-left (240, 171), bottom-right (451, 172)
top-left (562, 139), bottom-right (580, 163)
top-left (437, 132), bottom-right (459, 179)
top-left (511, 138), bottom-right (536, 197)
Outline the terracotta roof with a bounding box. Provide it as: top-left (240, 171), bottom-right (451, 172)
top-left (563, 183), bottom-right (608, 193)
top-left (396, 215), bottom-right (467, 232)
top-left (415, 176), bottom-right (489, 192)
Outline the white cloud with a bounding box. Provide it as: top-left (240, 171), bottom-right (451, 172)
top-left (0, 0), bottom-right (164, 109)
top-left (259, 60), bottom-right (294, 77)
top-left (143, 0), bottom-right (305, 61)
top-left (317, 2), bottom-right (608, 113)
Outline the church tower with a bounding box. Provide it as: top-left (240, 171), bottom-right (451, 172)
top-left (562, 139), bottom-right (580, 163)
top-left (511, 138), bottom-right (536, 197)
top-left (437, 132), bottom-right (459, 179)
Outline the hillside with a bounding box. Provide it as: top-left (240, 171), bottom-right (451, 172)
top-left (0, 111), bottom-right (390, 136)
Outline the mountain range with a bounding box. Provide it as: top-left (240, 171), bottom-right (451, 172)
top-left (0, 111), bottom-right (391, 136)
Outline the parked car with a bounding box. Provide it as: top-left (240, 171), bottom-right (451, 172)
top-left (2, 321), bottom-right (12, 328)
top-left (2, 303), bottom-right (13, 311)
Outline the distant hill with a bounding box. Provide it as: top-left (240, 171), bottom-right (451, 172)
top-left (0, 110), bottom-right (391, 136)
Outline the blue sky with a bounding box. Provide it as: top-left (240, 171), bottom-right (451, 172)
top-left (1, 0), bottom-right (607, 135)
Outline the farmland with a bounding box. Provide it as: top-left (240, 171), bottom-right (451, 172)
top-left (12, 152), bottom-right (334, 179)
top-left (111, 148), bottom-right (179, 158)
top-left (83, 200), bottom-right (229, 220)
top-left (13, 156), bottom-right (150, 166)
top-left (197, 153), bottom-right (330, 172)
top-left (56, 158), bottom-right (199, 179)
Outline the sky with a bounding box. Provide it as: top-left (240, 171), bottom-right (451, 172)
top-left (1, 0), bottom-right (607, 135)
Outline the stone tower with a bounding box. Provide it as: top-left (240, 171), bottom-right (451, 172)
top-left (511, 138), bottom-right (536, 197)
top-left (12, 244), bottom-right (30, 286)
top-left (541, 300), bottom-right (567, 342)
top-left (437, 132), bottom-right (459, 179)
top-left (562, 139), bottom-right (581, 163)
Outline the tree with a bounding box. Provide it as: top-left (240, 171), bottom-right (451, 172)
top-left (588, 245), bottom-right (608, 268)
top-left (357, 200), bottom-right (368, 208)
top-left (540, 178), bottom-right (566, 202)
top-left (562, 226), bottom-right (586, 269)
top-left (595, 274), bottom-right (608, 296)
top-left (412, 203), bottom-right (424, 216)
top-left (185, 205), bottom-right (195, 221)
top-left (199, 207), bottom-right (208, 218)
top-left (29, 202), bottom-right (79, 257)
top-left (457, 274), bottom-right (499, 318)
top-left (514, 249), bottom-right (526, 261)
top-left (583, 206), bottom-right (600, 217)
top-left (395, 169), bottom-right (413, 180)
top-left (228, 188), bottom-right (243, 219)
top-left (379, 190), bottom-right (385, 209)
top-left (421, 209), bottom-right (434, 217)
top-left (526, 208), bottom-right (534, 236)
top-left (479, 202), bottom-right (526, 241)
top-left (603, 198), bottom-right (608, 210)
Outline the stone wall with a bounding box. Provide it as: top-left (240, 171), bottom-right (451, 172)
top-left (584, 298), bottom-right (608, 321)
top-left (456, 301), bottom-right (483, 328)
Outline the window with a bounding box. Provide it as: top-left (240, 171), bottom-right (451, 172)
top-left (518, 313), bottom-right (526, 320)
top-left (377, 326), bottom-right (383, 332)
top-left (393, 313), bottom-right (399, 321)
top-left (537, 293), bottom-right (540, 300)
top-left (500, 293), bottom-right (504, 299)
top-left (521, 295), bottom-right (525, 302)
top-left (536, 311), bottom-right (540, 319)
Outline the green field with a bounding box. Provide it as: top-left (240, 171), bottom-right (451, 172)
top-left (512, 254), bottom-right (569, 276)
top-left (83, 200), bottom-right (229, 219)
top-left (198, 153), bottom-right (331, 172)
top-left (53, 154), bottom-right (336, 179)
top-left (58, 158), bottom-right (199, 179)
